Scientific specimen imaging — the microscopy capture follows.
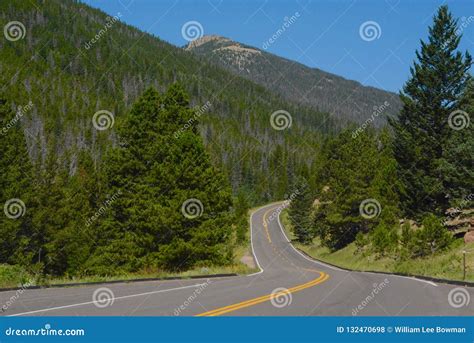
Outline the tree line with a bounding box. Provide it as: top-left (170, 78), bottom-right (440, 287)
top-left (289, 6), bottom-right (473, 259)
top-left (0, 84), bottom-right (248, 277)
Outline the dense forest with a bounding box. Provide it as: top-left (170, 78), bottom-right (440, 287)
top-left (289, 6), bottom-right (473, 261)
top-left (0, 0), bottom-right (340, 278)
top-left (0, 1), bottom-right (472, 281)
top-left (0, 0), bottom-right (340, 205)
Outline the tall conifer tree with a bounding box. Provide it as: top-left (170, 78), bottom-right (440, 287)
top-left (389, 6), bottom-right (472, 216)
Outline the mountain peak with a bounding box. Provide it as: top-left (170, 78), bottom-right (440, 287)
top-left (186, 36), bottom-right (401, 124)
top-left (185, 35), bottom-right (230, 50)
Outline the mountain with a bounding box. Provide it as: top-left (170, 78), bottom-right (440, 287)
top-left (186, 35), bottom-right (402, 126)
top-left (0, 0), bottom-right (342, 203)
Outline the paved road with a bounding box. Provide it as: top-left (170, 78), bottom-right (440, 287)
top-left (1, 203), bottom-right (472, 316)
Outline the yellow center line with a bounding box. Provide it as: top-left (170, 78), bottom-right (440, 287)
top-left (262, 208), bottom-right (273, 243)
top-left (196, 271), bottom-right (329, 316)
top-left (195, 206), bottom-right (331, 317)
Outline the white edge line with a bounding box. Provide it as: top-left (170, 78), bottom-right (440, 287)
top-left (274, 202), bottom-right (437, 287)
top-left (246, 205), bottom-right (267, 277)
top-left (365, 272), bottom-right (438, 287)
top-left (9, 283), bottom-right (207, 317)
top-left (275, 209), bottom-right (343, 272)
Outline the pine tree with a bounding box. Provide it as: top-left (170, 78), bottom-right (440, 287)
top-left (288, 177), bottom-right (313, 243)
top-left (438, 77), bottom-right (474, 207)
top-left (88, 85), bottom-right (233, 274)
top-left (314, 127), bottom-right (400, 250)
top-left (45, 150), bottom-right (99, 276)
top-left (0, 97), bottom-right (35, 266)
top-left (389, 6), bottom-right (472, 217)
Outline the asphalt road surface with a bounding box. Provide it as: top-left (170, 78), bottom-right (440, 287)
top-left (1, 203), bottom-right (472, 316)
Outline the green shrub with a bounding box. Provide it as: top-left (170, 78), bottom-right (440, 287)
top-left (370, 223), bottom-right (398, 256)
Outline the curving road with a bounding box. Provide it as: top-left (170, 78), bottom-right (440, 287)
top-left (1, 203), bottom-right (472, 316)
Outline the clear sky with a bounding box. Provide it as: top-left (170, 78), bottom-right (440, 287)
top-left (84, 0), bottom-right (474, 92)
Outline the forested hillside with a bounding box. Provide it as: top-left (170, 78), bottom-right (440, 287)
top-left (186, 35), bottom-right (402, 127)
top-left (288, 7), bottom-right (473, 275)
top-left (0, 0), bottom-right (339, 204)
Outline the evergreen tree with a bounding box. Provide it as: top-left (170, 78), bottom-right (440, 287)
top-left (438, 77), bottom-right (474, 207)
top-left (389, 6), bottom-right (472, 217)
top-left (314, 127), bottom-right (400, 250)
top-left (0, 97), bottom-right (35, 266)
top-left (288, 177), bottom-right (313, 243)
top-left (45, 150), bottom-right (99, 276)
top-left (88, 85), bottom-right (233, 274)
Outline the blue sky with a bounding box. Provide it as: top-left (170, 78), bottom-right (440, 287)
top-left (84, 0), bottom-right (474, 92)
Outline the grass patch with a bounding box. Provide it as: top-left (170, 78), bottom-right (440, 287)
top-left (0, 263), bottom-right (254, 290)
top-left (280, 209), bottom-right (474, 282)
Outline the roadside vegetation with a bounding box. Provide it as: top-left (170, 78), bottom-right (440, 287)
top-left (282, 210), bottom-right (474, 282)
top-left (0, 84), bottom-right (256, 287)
top-left (287, 6), bottom-right (473, 282)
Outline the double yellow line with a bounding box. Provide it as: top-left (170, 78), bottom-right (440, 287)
top-left (196, 205), bottom-right (330, 316)
top-left (196, 271), bottom-right (329, 316)
top-left (263, 210), bottom-right (272, 243)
